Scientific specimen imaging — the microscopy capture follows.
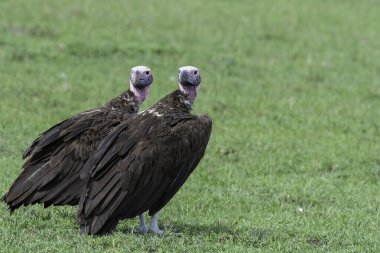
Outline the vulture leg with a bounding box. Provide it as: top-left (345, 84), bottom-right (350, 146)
top-left (148, 213), bottom-right (163, 235)
top-left (135, 213), bottom-right (148, 233)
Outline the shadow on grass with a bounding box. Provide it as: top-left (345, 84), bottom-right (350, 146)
top-left (172, 222), bottom-right (239, 235)
top-left (166, 222), bottom-right (271, 247)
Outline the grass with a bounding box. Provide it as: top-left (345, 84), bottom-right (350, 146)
top-left (1, 0), bottom-right (380, 252)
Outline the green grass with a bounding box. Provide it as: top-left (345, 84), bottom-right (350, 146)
top-left (1, 0), bottom-right (380, 252)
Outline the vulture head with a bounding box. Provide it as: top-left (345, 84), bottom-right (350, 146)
top-left (178, 66), bottom-right (201, 104)
top-left (129, 66), bottom-right (153, 104)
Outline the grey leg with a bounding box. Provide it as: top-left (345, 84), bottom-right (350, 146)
top-left (148, 212), bottom-right (163, 235)
top-left (135, 213), bottom-right (148, 233)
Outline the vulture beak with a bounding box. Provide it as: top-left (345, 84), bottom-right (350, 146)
top-left (179, 66), bottom-right (201, 87)
top-left (130, 66), bottom-right (153, 89)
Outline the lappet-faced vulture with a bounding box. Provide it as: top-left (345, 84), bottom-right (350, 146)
top-left (78, 66), bottom-right (212, 235)
top-left (2, 66), bottom-right (153, 211)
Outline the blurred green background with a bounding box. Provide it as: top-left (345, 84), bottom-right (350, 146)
top-left (1, 0), bottom-right (380, 252)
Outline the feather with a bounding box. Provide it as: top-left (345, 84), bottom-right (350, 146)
top-left (77, 89), bottom-right (212, 235)
top-left (2, 89), bottom-right (142, 211)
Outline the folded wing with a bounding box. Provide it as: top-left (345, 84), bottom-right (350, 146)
top-left (78, 114), bottom-right (212, 235)
top-left (2, 109), bottom-right (128, 210)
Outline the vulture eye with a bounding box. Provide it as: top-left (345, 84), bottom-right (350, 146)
top-left (194, 71), bottom-right (198, 75)
top-left (145, 71), bottom-right (150, 75)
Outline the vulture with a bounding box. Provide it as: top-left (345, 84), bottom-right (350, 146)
top-left (1, 66), bottom-right (153, 211)
top-left (78, 66), bottom-right (212, 235)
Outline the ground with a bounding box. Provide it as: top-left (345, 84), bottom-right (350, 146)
top-left (0, 0), bottom-right (380, 252)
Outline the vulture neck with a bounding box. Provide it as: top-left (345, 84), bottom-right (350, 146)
top-left (129, 81), bottom-right (150, 105)
top-left (106, 89), bottom-right (140, 114)
top-left (179, 84), bottom-right (199, 105)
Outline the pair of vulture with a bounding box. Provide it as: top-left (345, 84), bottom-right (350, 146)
top-left (2, 66), bottom-right (212, 235)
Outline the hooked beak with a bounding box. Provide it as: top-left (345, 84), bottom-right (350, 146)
top-left (131, 70), bottom-right (153, 89)
top-left (179, 70), bottom-right (201, 87)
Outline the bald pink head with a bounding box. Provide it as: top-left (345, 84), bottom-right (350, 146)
top-left (178, 66), bottom-right (201, 104)
top-left (129, 66), bottom-right (153, 104)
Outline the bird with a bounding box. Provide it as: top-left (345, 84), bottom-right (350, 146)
top-left (1, 66), bottom-right (153, 212)
top-left (77, 66), bottom-right (212, 236)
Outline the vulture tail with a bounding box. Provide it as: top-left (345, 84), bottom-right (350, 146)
top-left (2, 161), bottom-right (60, 211)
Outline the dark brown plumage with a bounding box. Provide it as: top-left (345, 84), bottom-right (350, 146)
top-left (1, 66), bottom-right (153, 211)
top-left (78, 66), bottom-right (212, 235)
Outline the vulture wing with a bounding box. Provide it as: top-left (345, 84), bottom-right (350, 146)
top-left (21, 109), bottom-right (94, 160)
top-left (78, 114), bottom-right (212, 235)
top-left (2, 108), bottom-right (128, 210)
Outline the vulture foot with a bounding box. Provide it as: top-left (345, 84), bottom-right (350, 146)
top-left (134, 226), bottom-right (148, 234)
top-left (148, 213), bottom-right (163, 235)
top-left (134, 213), bottom-right (148, 234)
top-left (148, 227), bottom-right (163, 235)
